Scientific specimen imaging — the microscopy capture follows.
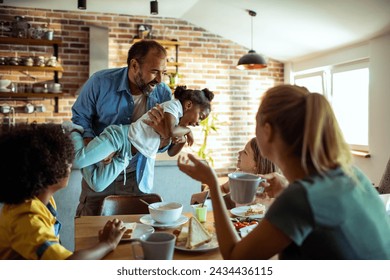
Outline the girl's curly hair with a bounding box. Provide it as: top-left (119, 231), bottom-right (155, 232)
top-left (0, 123), bottom-right (75, 204)
top-left (173, 85), bottom-right (214, 111)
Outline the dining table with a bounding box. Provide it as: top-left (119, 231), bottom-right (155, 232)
top-left (74, 211), bottom-right (223, 260)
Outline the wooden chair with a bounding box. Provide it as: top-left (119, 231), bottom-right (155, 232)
top-left (99, 193), bottom-right (163, 216)
top-left (190, 190), bottom-right (209, 205)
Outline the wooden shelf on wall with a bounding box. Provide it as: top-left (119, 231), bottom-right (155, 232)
top-left (0, 93), bottom-right (67, 98)
top-left (0, 37), bottom-right (62, 46)
top-left (0, 65), bottom-right (64, 72)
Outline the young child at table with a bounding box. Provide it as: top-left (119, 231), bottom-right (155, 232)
top-left (0, 123), bottom-right (126, 260)
top-left (178, 84), bottom-right (390, 259)
top-left (220, 137), bottom-right (278, 193)
top-left (217, 137), bottom-right (278, 209)
top-left (62, 86), bottom-right (214, 192)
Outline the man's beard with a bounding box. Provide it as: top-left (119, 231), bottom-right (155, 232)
top-left (135, 72), bottom-right (157, 96)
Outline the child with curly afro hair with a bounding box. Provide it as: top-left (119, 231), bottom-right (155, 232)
top-left (0, 123), bottom-right (126, 259)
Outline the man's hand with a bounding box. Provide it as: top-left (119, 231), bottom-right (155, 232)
top-left (83, 137), bottom-right (93, 146)
top-left (102, 152), bottom-right (116, 165)
top-left (143, 104), bottom-right (169, 139)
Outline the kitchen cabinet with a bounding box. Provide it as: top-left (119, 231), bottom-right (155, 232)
top-left (133, 39), bottom-right (183, 89)
top-left (0, 37), bottom-right (64, 112)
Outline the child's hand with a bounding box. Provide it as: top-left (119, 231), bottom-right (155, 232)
top-left (186, 131), bottom-right (194, 146)
top-left (172, 136), bottom-right (186, 144)
top-left (98, 219), bottom-right (126, 250)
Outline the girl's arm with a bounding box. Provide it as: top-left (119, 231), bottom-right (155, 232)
top-left (168, 136), bottom-right (186, 157)
top-left (165, 112), bottom-right (191, 137)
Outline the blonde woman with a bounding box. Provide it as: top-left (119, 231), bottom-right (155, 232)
top-left (178, 84), bottom-right (390, 259)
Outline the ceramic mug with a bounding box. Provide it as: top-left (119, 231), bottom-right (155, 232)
top-left (24, 103), bottom-right (34, 114)
top-left (228, 172), bottom-right (266, 204)
top-left (131, 232), bottom-right (176, 260)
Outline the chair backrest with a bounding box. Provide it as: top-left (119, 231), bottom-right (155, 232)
top-left (378, 156), bottom-right (390, 194)
top-left (190, 191), bottom-right (209, 205)
top-left (99, 193), bottom-right (163, 216)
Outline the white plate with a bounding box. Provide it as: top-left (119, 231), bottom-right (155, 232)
top-left (140, 214), bottom-right (189, 229)
top-left (230, 205), bottom-right (265, 219)
top-left (175, 233), bottom-right (219, 252)
top-left (239, 223), bottom-right (258, 238)
top-left (121, 223), bottom-right (154, 241)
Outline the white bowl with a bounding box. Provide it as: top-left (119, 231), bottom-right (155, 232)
top-left (148, 202), bottom-right (183, 224)
top-left (0, 79), bottom-right (11, 89)
top-left (33, 87), bottom-right (43, 93)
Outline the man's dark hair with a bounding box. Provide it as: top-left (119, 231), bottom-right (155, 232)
top-left (0, 123), bottom-right (75, 204)
top-left (127, 40), bottom-right (167, 67)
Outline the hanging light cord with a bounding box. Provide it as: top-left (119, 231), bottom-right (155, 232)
top-left (248, 10), bottom-right (256, 50)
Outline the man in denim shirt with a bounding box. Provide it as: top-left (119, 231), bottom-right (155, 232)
top-left (72, 40), bottom-right (172, 216)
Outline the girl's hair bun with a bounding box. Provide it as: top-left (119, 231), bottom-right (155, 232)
top-left (202, 88), bottom-right (214, 102)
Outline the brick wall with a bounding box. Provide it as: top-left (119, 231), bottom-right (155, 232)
top-left (0, 6), bottom-right (284, 175)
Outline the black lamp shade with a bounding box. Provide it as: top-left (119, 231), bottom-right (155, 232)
top-left (150, 1), bottom-right (158, 15)
top-left (78, 0), bottom-right (87, 10)
top-left (237, 50), bottom-right (267, 70)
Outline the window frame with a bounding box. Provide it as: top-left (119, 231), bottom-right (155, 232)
top-left (293, 59), bottom-right (370, 153)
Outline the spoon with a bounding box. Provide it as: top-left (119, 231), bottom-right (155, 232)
top-left (139, 199), bottom-right (156, 209)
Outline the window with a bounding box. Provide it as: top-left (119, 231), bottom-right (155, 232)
top-left (294, 60), bottom-right (369, 152)
top-left (295, 72), bottom-right (324, 94)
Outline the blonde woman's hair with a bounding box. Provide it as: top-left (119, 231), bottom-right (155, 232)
top-left (257, 84), bottom-right (352, 176)
top-left (249, 137), bottom-right (278, 174)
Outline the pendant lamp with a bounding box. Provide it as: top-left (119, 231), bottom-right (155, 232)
top-left (237, 10), bottom-right (267, 70)
top-left (78, 0), bottom-right (87, 10)
top-left (150, 0), bottom-right (158, 15)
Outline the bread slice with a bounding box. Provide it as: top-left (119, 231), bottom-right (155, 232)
top-left (122, 222), bottom-right (137, 239)
top-left (177, 226), bottom-right (188, 242)
top-left (185, 216), bottom-right (212, 249)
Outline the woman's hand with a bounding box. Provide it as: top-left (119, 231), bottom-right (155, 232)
top-left (98, 219), bottom-right (126, 250)
top-left (177, 153), bottom-right (217, 187)
top-left (259, 172), bottom-right (289, 198)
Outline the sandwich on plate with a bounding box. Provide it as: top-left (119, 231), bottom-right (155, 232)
top-left (185, 216), bottom-right (212, 249)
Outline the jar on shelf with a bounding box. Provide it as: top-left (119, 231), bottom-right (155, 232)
top-left (34, 56), bottom-right (45, 67)
top-left (46, 56), bottom-right (57, 67)
top-left (22, 57), bottom-right (33, 67)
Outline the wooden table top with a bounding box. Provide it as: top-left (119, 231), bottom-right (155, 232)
top-left (74, 212), bottom-right (222, 260)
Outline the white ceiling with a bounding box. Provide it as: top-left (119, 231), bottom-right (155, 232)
top-left (4, 0), bottom-right (390, 62)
